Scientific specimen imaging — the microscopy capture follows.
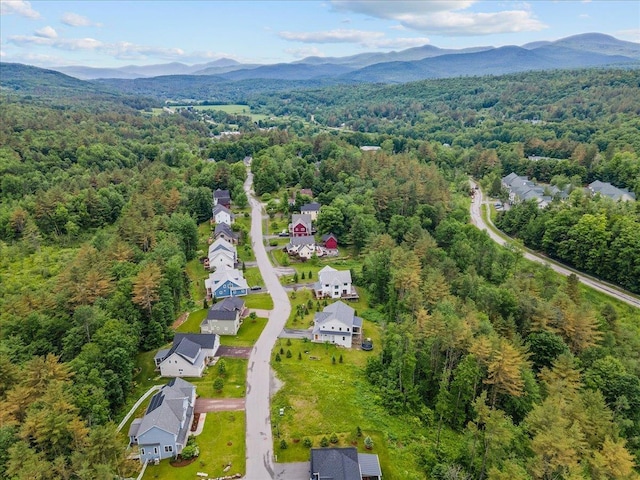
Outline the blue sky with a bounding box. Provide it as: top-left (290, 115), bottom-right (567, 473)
top-left (1, 0), bottom-right (639, 67)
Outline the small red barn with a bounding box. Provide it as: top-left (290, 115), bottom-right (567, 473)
top-left (322, 233), bottom-right (338, 250)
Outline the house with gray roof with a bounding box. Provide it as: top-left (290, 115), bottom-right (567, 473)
top-left (312, 301), bottom-right (362, 348)
top-left (289, 213), bottom-right (313, 237)
top-left (200, 297), bottom-right (247, 335)
top-left (212, 203), bottom-right (235, 226)
top-left (208, 237), bottom-right (237, 271)
top-left (214, 222), bottom-right (239, 245)
top-left (213, 188), bottom-right (231, 208)
top-left (154, 333), bottom-right (220, 377)
top-left (314, 265), bottom-right (358, 299)
top-left (128, 378), bottom-right (196, 463)
top-left (300, 202), bottom-right (321, 221)
top-left (285, 235), bottom-right (317, 260)
top-left (502, 172), bottom-right (561, 209)
top-left (310, 447), bottom-right (382, 480)
top-left (588, 180), bottom-right (636, 202)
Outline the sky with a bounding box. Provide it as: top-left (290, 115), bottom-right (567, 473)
top-left (1, 0), bottom-right (639, 68)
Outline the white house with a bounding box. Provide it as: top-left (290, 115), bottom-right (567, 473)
top-left (212, 204), bottom-right (235, 225)
top-left (208, 238), bottom-right (237, 270)
top-left (314, 265), bottom-right (357, 299)
top-left (300, 202), bottom-right (321, 221)
top-left (154, 334), bottom-right (220, 378)
top-left (285, 235), bottom-right (318, 260)
top-left (128, 378), bottom-right (196, 463)
top-left (312, 301), bottom-right (362, 348)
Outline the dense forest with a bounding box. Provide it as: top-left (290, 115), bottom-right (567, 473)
top-left (1, 64), bottom-right (640, 479)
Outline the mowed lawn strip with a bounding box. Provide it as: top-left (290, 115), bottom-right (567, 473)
top-left (244, 293), bottom-right (274, 310)
top-left (220, 316), bottom-right (268, 347)
top-left (271, 333), bottom-right (423, 480)
top-left (142, 410), bottom-right (245, 480)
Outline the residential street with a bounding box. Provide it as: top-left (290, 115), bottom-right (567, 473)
top-left (470, 181), bottom-right (640, 309)
top-left (243, 170), bottom-right (293, 479)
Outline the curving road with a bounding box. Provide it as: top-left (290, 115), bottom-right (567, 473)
top-left (243, 169), bottom-right (292, 479)
top-left (470, 181), bottom-right (640, 310)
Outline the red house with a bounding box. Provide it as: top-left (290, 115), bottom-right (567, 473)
top-left (321, 233), bottom-right (338, 250)
top-left (289, 214), bottom-right (312, 237)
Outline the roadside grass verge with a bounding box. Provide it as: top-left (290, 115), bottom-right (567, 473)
top-left (220, 317), bottom-right (268, 347)
top-left (243, 266), bottom-right (264, 287)
top-left (143, 411), bottom-right (245, 480)
top-left (244, 293), bottom-right (274, 310)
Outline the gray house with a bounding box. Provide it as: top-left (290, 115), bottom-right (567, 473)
top-left (214, 222), bottom-right (239, 245)
top-left (200, 297), bottom-right (247, 335)
top-left (128, 378), bottom-right (196, 463)
top-left (310, 447), bottom-right (382, 480)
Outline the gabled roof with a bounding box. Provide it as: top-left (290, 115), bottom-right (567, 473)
top-left (132, 378), bottom-right (195, 438)
top-left (318, 265), bottom-right (352, 285)
top-left (291, 213), bottom-right (312, 228)
top-left (321, 232), bottom-right (337, 242)
top-left (205, 309), bottom-right (237, 321)
top-left (313, 301), bottom-right (359, 335)
top-left (289, 235), bottom-right (316, 246)
top-left (213, 204), bottom-right (235, 218)
top-left (358, 453), bottom-right (382, 477)
top-left (214, 189), bottom-right (230, 199)
top-left (300, 202), bottom-right (321, 212)
top-left (214, 222), bottom-right (239, 239)
top-left (589, 180), bottom-right (636, 201)
top-left (210, 296), bottom-right (245, 312)
top-left (208, 237), bottom-right (236, 256)
top-left (206, 269), bottom-right (249, 290)
top-left (159, 334), bottom-right (218, 366)
top-left (310, 447), bottom-right (361, 480)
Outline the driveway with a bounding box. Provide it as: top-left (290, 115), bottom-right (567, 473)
top-left (195, 398), bottom-right (245, 413)
top-left (274, 462), bottom-right (310, 479)
top-left (217, 346), bottom-right (252, 358)
top-left (279, 328), bottom-right (312, 340)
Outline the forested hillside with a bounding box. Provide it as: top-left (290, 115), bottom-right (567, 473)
top-left (0, 94), bottom-right (250, 478)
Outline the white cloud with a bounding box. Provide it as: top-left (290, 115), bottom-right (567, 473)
top-left (616, 29), bottom-right (640, 42)
top-left (61, 12), bottom-right (100, 27)
top-left (279, 29), bottom-right (429, 49)
top-left (330, 0), bottom-right (546, 36)
top-left (9, 34), bottom-right (104, 51)
top-left (279, 29), bottom-right (384, 45)
top-left (105, 42), bottom-right (185, 60)
top-left (285, 47), bottom-right (326, 59)
top-left (0, 0), bottom-right (40, 19)
top-left (579, 13), bottom-right (589, 19)
top-left (35, 26), bottom-right (58, 39)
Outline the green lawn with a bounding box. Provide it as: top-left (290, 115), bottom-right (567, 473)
top-left (243, 266), bottom-right (264, 287)
top-left (176, 308), bottom-right (208, 333)
top-left (270, 335), bottom-right (424, 479)
top-left (286, 288), bottom-right (371, 331)
top-left (237, 243), bottom-right (255, 262)
top-left (186, 358), bottom-right (247, 398)
top-left (220, 316), bottom-right (268, 347)
top-left (143, 411), bottom-right (245, 480)
top-left (244, 293), bottom-right (274, 310)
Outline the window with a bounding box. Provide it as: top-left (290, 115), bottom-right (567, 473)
top-left (154, 447), bottom-right (158, 454)
top-left (343, 337), bottom-right (345, 341)
top-left (141, 448), bottom-right (145, 455)
top-left (164, 445), bottom-right (173, 453)
top-left (347, 328), bottom-right (350, 332)
top-left (339, 327), bottom-right (342, 331)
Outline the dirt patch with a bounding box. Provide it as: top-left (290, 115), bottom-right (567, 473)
top-left (172, 312), bottom-right (189, 329)
top-left (170, 457), bottom-right (197, 467)
top-left (217, 346), bottom-right (252, 358)
top-left (191, 413), bottom-right (200, 431)
top-left (195, 397), bottom-right (245, 413)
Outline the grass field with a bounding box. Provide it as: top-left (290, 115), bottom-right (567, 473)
top-left (220, 316), bottom-right (268, 347)
top-left (185, 358), bottom-right (247, 398)
top-left (244, 292), bottom-right (274, 310)
top-left (270, 335), bottom-right (424, 479)
top-left (143, 411), bottom-right (245, 480)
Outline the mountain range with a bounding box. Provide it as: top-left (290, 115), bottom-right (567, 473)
top-left (47, 33), bottom-right (639, 84)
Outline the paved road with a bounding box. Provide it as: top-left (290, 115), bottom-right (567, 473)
top-left (469, 181), bottom-right (640, 309)
top-left (244, 170), bottom-right (292, 479)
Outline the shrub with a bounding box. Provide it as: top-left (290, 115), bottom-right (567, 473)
top-left (286, 349), bottom-right (292, 358)
top-left (213, 377), bottom-right (224, 392)
top-left (364, 436), bottom-right (373, 450)
top-left (339, 354), bottom-right (343, 364)
top-left (330, 432), bottom-right (339, 444)
top-left (356, 426), bottom-right (362, 437)
top-left (280, 439), bottom-right (288, 450)
top-left (286, 338), bottom-right (292, 346)
top-left (303, 437), bottom-right (313, 448)
top-left (181, 444), bottom-right (199, 459)
top-left (275, 353), bottom-right (281, 362)
top-left (217, 359), bottom-right (227, 375)
top-left (298, 352), bottom-right (302, 360)
top-left (320, 436), bottom-right (329, 447)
